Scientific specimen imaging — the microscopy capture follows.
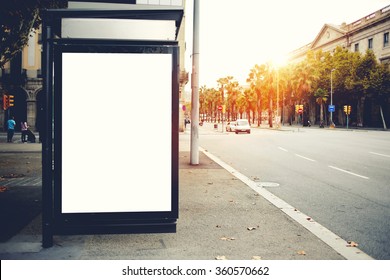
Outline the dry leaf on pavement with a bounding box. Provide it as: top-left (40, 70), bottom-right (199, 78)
top-left (220, 237), bottom-right (236, 241)
top-left (347, 241), bottom-right (359, 247)
top-left (215, 256), bottom-right (228, 260)
top-left (297, 250), bottom-right (306, 255)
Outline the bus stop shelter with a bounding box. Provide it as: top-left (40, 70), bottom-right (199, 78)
top-left (41, 6), bottom-right (183, 247)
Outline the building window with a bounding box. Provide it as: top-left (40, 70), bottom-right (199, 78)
top-left (384, 32), bottom-right (389, 47)
top-left (354, 43), bottom-right (359, 52)
top-left (368, 38), bottom-right (373, 50)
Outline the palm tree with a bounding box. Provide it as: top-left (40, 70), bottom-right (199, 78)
top-left (247, 64), bottom-right (268, 126)
top-left (314, 88), bottom-right (329, 125)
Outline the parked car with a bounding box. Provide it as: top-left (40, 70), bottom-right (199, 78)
top-left (226, 121), bottom-right (236, 132)
top-left (234, 119), bottom-right (251, 134)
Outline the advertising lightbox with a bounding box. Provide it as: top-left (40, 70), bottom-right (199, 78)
top-left (49, 42), bottom-right (179, 234)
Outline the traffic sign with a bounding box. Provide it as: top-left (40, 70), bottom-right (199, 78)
top-left (295, 104), bottom-right (303, 114)
top-left (218, 105), bottom-right (223, 111)
top-left (328, 105), bottom-right (335, 112)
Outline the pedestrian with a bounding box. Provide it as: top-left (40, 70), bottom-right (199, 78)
top-left (21, 120), bottom-right (29, 143)
top-left (7, 116), bottom-right (16, 143)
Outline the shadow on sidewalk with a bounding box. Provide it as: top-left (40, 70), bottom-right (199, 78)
top-left (0, 185), bottom-right (41, 242)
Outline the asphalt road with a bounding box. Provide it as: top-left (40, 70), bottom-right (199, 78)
top-left (198, 125), bottom-right (390, 260)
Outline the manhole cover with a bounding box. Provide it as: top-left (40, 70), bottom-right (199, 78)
top-left (258, 182), bottom-right (280, 188)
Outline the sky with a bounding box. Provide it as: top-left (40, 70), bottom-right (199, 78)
top-left (184, 0), bottom-right (390, 90)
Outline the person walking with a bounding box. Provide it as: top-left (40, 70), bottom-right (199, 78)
top-left (21, 120), bottom-right (28, 143)
top-left (7, 116), bottom-right (16, 143)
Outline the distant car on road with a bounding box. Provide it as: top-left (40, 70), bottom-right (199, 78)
top-left (234, 119), bottom-right (251, 134)
top-left (226, 122), bottom-right (236, 132)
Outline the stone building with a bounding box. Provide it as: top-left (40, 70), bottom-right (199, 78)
top-left (289, 5), bottom-right (390, 66)
top-left (0, 0), bottom-right (188, 131)
top-left (287, 5), bottom-right (390, 127)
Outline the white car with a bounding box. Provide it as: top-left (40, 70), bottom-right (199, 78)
top-left (234, 119), bottom-right (251, 134)
top-left (226, 122), bottom-right (236, 132)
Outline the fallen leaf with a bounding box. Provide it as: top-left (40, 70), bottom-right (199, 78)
top-left (215, 256), bottom-right (228, 260)
top-left (220, 236), bottom-right (236, 241)
top-left (347, 241), bottom-right (359, 247)
top-left (247, 227), bottom-right (257, 231)
top-left (252, 256), bottom-right (262, 260)
top-left (297, 250), bottom-right (306, 255)
top-left (216, 225), bottom-right (222, 228)
top-left (207, 182), bottom-right (213, 185)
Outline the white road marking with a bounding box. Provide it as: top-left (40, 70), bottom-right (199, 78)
top-left (278, 147), bottom-right (288, 152)
top-left (328, 165), bottom-right (369, 180)
top-left (370, 152), bottom-right (390, 158)
top-left (295, 154), bottom-right (316, 162)
top-left (200, 146), bottom-right (373, 260)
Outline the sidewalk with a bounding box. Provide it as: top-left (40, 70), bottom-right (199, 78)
top-left (0, 129), bottom-right (362, 260)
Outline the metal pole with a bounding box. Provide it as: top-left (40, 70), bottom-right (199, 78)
top-left (190, 0), bottom-right (200, 165)
top-left (42, 19), bottom-right (53, 248)
top-left (330, 69), bottom-right (335, 126)
top-left (276, 69), bottom-right (279, 128)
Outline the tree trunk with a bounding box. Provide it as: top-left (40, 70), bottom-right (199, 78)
top-left (257, 98), bottom-right (261, 126)
top-left (268, 98), bottom-right (273, 128)
top-left (357, 96), bottom-right (365, 127)
top-left (380, 105), bottom-right (387, 130)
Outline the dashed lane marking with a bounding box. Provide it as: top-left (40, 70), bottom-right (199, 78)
top-left (328, 165), bottom-right (369, 180)
top-left (370, 152), bottom-right (390, 158)
top-left (294, 153), bottom-right (316, 162)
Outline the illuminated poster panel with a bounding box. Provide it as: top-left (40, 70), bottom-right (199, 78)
top-left (61, 52), bottom-right (173, 213)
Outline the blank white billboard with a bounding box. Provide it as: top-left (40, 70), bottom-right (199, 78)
top-left (61, 52), bottom-right (172, 213)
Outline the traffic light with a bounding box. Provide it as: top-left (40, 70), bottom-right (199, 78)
top-left (344, 105), bottom-right (351, 115)
top-left (8, 95), bottom-right (14, 107)
top-left (2, 94), bottom-right (9, 110)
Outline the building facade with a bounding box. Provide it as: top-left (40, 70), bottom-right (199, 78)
top-left (0, 0), bottom-right (188, 132)
top-left (287, 5), bottom-right (390, 127)
top-left (289, 5), bottom-right (390, 66)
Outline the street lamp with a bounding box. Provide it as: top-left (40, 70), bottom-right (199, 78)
top-left (330, 68), bottom-right (336, 127)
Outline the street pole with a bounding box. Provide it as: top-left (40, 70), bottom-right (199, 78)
top-left (276, 69), bottom-right (279, 128)
top-left (190, 0), bottom-right (200, 165)
top-left (330, 69), bottom-right (335, 127)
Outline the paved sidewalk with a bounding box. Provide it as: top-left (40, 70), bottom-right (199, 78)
top-left (0, 129), bottom-right (366, 260)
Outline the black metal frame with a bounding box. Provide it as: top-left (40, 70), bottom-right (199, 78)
top-left (42, 9), bottom-right (180, 248)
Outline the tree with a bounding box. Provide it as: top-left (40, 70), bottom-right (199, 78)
top-left (314, 88), bottom-right (328, 124)
top-left (0, 0), bottom-right (66, 69)
top-left (247, 64), bottom-right (268, 126)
